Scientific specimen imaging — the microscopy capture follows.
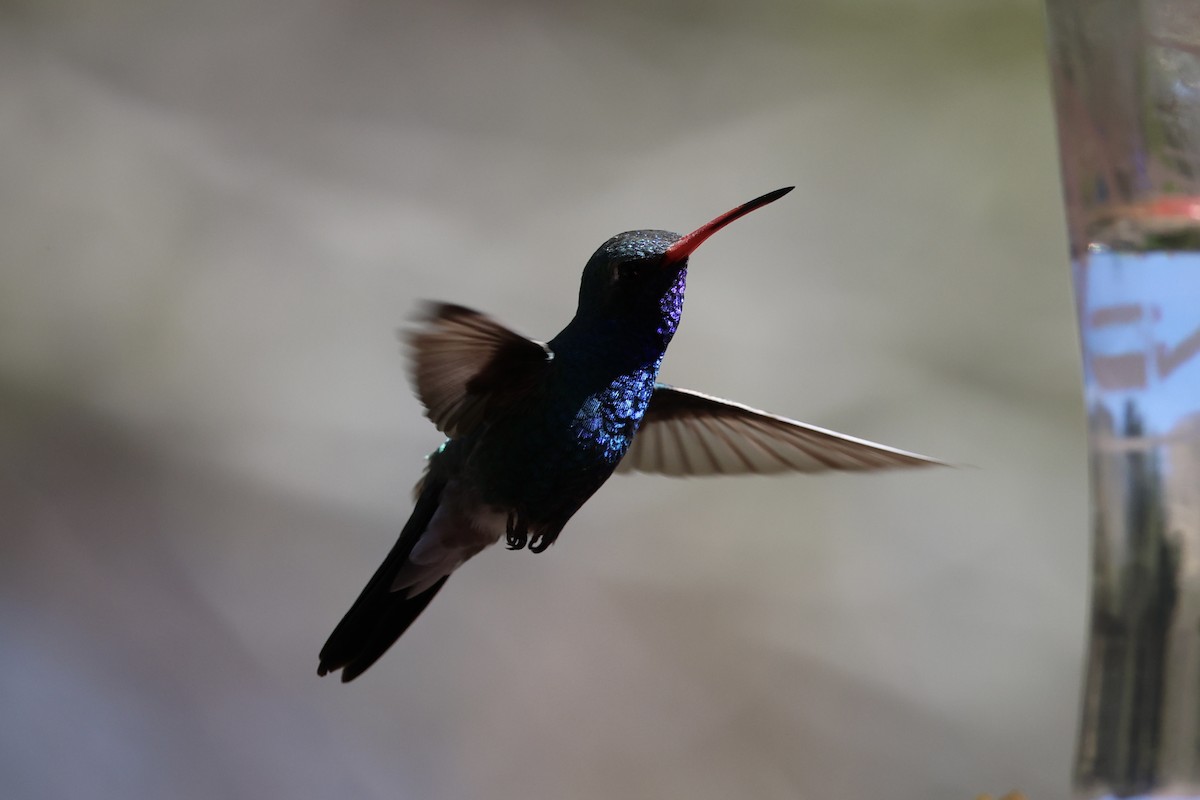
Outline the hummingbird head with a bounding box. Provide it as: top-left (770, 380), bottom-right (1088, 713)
top-left (572, 187), bottom-right (794, 344)
top-left (575, 229), bottom-right (685, 331)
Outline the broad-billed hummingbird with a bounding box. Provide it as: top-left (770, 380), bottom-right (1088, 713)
top-left (318, 187), bottom-right (939, 682)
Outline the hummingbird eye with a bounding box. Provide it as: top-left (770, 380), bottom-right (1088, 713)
top-left (614, 259), bottom-right (644, 282)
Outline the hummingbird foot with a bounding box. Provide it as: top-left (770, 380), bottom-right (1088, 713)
top-left (528, 532), bottom-right (556, 553)
top-left (505, 511), bottom-right (562, 553)
top-left (505, 510), bottom-right (529, 550)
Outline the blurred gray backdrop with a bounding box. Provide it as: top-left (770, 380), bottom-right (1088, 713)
top-left (0, 1), bottom-right (1084, 799)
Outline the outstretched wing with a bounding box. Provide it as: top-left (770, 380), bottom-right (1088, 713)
top-left (617, 384), bottom-right (943, 476)
top-left (407, 303), bottom-right (553, 438)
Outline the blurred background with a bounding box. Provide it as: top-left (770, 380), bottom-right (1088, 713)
top-left (0, 1), bottom-right (1084, 798)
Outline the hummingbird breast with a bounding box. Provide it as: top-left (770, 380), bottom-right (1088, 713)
top-left (473, 348), bottom-right (662, 527)
top-left (563, 369), bottom-right (657, 463)
top-left (405, 315), bottom-right (674, 566)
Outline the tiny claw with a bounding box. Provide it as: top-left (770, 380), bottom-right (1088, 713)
top-left (506, 509), bottom-right (529, 551)
top-left (529, 529), bottom-right (558, 554)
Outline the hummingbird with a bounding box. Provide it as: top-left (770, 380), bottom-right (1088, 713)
top-left (318, 187), bottom-right (940, 682)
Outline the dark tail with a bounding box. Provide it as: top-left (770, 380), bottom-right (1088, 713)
top-left (318, 475), bottom-right (449, 682)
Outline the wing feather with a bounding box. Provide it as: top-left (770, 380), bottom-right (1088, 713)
top-left (618, 384), bottom-right (943, 476)
top-left (407, 303), bottom-right (552, 438)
